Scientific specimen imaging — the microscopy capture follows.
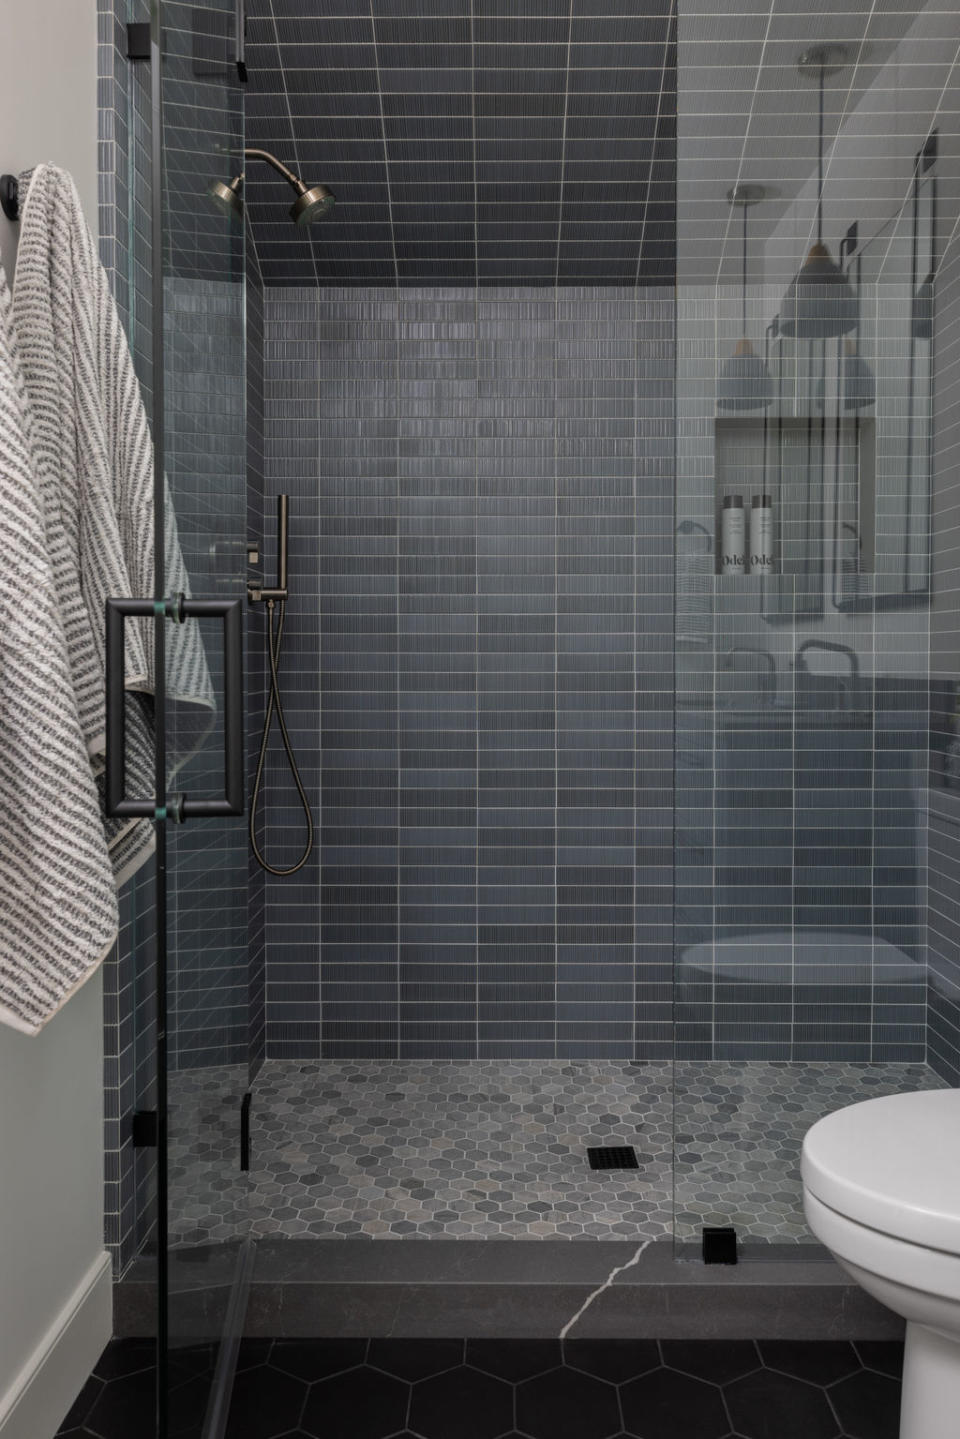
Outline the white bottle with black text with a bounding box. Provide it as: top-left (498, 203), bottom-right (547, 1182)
top-left (750, 493), bottom-right (774, 576)
top-left (720, 494), bottom-right (745, 576)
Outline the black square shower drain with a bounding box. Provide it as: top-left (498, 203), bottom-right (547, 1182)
top-left (587, 1145), bottom-right (640, 1171)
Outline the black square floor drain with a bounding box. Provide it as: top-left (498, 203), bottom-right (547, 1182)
top-left (587, 1145), bottom-right (639, 1171)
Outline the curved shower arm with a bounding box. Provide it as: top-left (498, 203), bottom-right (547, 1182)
top-left (241, 148), bottom-right (308, 196)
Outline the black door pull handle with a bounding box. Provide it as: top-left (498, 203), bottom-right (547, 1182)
top-left (105, 594), bottom-right (244, 821)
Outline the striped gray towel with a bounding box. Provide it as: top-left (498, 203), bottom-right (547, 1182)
top-left (12, 164), bottom-right (214, 886)
top-left (0, 260), bottom-right (118, 1034)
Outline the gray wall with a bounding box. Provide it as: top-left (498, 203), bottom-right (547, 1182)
top-left (260, 284), bottom-right (674, 1060)
top-left (0, 5), bottom-right (112, 1434)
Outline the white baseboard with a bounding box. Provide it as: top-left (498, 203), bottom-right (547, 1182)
top-left (0, 1251), bottom-right (112, 1439)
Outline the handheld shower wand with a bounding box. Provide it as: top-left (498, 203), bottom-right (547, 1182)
top-left (249, 496), bottom-right (314, 876)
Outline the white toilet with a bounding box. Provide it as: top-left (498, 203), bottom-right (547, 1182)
top-left (802, 1088), bottom-right (960, 1439)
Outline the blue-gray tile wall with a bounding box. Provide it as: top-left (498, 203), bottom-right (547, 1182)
top-left (260, 284), bottom-right (674, 1060)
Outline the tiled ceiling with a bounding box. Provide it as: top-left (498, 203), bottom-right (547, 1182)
top-left (243, 0), bottom-right (677, 286)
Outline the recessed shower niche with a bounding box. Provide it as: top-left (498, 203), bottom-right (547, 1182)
top-left (711, 134), bottom-right (935, 622)
top-left (713, 410), bottom-right (876, 621)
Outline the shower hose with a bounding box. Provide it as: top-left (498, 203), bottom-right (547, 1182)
top-left (249, 597), bottom-right (314, 875)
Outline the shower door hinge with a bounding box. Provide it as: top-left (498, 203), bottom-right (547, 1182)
top-left (126, 23), bottom-right (151, 62)
top-left (132, 1110), bottom-right (158, 1148)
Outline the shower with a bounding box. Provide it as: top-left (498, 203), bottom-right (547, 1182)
top-left (248, 495), bottom-right (314, 875)
top-left (209, 148), bottom-right (335, 226)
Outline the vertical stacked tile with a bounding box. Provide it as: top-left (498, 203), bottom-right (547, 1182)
top-left (398, 288), bottom-right (478, 1057)
top-left (635, 287), bottom-right (676, 1060)
top-left (318, 290), bottom-right (399, 1058)
top-left (556, 288), bottom-right (635, 1059)
top-left (262, 288), bottom-right (322, 1057)
top-left (263, 284), bottom-right (676, 1058)
top-left (477, 289), bottom-right (557, 1057)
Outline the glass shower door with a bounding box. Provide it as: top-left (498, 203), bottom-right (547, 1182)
top-left (156, 3), bottom-right (250, 1432)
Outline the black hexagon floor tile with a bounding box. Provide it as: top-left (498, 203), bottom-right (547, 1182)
top-left (516, 1365), bottom-right (621, 1439)
top-left (225, 1364), bottom-right (308, 1439)
top-left (58, 1337), bottom-right (906, 1439)
top-left (725, 1367), bottom-right (838, 1439)
top-left (57, 1374), bottom-right (105, 1431)
top-left (466, 1339), bottom-right (562, 1382)
top-left (620, 1367), bottom-right (729, 1439)
top-left (759, 1340), bottom-right (860, 1386)
top-left (409, 1365), bottom-right (513, 1439)
top-left (853, 1342), bottom-right (904, 1379)
top-left (661, 1341), bottom-right (761, 1385)
top-left (301, 1367), bottom-right (410, 1439)
top-left (82, 1364), bottom-right (156, 1439)
top-left (236, 1340), bottom-right (275, 1373)
top-left (368, 1338), bottom-right (465, 1381)
top-left (830, 1369), bottom-right (901, 1439)
top-left (564, 1338), bottom-right (660, 1383)
top-left (92, 1339), bottom-right (156, 1381)
top-left (271, 1339), bottom-right (368, 1382)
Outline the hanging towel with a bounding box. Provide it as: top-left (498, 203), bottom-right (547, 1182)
top-left (0, 260), bottom-right (119, 1035)
top-left (12, 164), bottom-right (214, 885)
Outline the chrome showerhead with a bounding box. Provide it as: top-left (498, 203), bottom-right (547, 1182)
top-left (208, 149), bottom-right (336, 227)
top-left (207, 174), bottom-right (244, 221)
top-left (290, 183), bottom-right (336, 226)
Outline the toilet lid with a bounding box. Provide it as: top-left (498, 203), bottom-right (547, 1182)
top-left (802, 1089), bottom-right (960, 1252)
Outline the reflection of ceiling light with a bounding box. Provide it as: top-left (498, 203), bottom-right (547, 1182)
top-left (842, 338), bottom-right (875, 410)
top-left (718, 184), bottom-right (774, 411)
top-left (780, 46), bottom-right (857, 339)
top-left (813, 339), bottom-right (875, 411)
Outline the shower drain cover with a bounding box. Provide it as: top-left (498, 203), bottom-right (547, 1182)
top-left (587, 1145), bottom-right (640, 1171)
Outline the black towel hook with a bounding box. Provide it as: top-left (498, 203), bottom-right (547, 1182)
top-left (1, 176), bottom-right (20, 222)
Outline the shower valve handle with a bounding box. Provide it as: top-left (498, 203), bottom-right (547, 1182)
top-left (105, 595), bottom-right (245, 820)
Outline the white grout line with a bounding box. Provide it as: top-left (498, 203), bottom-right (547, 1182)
top-left (554, 0), bottom-right (575, 290)
top-left (558, 1238), bottom-right (653, 1340)
top-left (635, 0), bottom-right (676, 290)
top-left (266, 0), bottom-right (320, 290)
top-left (369, 1), bottom-right (400, 288)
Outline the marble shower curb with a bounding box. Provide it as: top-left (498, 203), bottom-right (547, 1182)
top-left (114, 1239), bottom-right (903, 1342)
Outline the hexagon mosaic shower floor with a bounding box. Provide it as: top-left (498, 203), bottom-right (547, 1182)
top-left (168, 1060), bottom-right (942, 1247)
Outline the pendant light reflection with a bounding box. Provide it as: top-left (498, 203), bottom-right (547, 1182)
top-left (779, 46), bottom-right (858, 339)
top-left (817, 338), bottom-right (876, 412)
top-left (717, 184), bottom-right (774, 412)
top-left (842, 338), bottom-right (875, 409)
